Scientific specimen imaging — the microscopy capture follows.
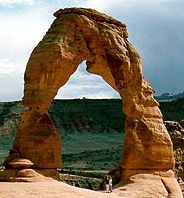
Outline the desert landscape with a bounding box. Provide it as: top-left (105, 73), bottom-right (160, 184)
top-left (0, 2), bottom-right (184, 198)
top-left (0, 98), bottom-right (184, 194)
top-left (0, 99), bottom-right (125, 189)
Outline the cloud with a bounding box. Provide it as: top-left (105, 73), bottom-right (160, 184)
top-left (0, 58), bottom-right (22, 74)
top-left (82, 0), bottom-right (122, 11)
top-left (0, 72), bottom-right (24, 101)
top-left (0, 6), bottom-right (54, 72)
top-left (0, 0), bottom-right (36, 7)
top-left (56, 63), bottom-right (120, 99)
top-left (0, 2), bottom-right (55, 101)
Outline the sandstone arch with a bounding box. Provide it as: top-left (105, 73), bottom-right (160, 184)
top-left (4, 8), bottom-right (174, 181)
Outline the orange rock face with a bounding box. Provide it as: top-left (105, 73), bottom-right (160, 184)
top-left (4, 8), bottom-right (174, 180)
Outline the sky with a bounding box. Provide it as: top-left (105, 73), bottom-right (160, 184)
top-left (0, 0), bottom-right (184, 101)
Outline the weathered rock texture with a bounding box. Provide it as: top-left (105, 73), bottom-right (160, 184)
top-left (4, 8), bottom-right (175, 182)
top-left (8, 158), bottom-right (33, 169)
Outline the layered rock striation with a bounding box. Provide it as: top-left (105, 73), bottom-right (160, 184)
top-left (3, 7), bottom-right (175, 186)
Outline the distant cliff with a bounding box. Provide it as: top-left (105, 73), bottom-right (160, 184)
top-left (1, 98), bottom-right (184, 137)
top-left (50, 99), bottom-right (125, 134)
top-left (156, 91), bottom-right (184, 102)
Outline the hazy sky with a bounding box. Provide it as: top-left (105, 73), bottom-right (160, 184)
top-left (0, 0), bottom-right (183, 101)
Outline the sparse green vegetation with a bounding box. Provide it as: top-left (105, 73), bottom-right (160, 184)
top-left (0, 98), bottom-right (184, 171)
top-left (0, 99), bottom-right (125, 170)
top-left (159, 98), bottom-right (184, 121)
top-left (0, 98), bottom-right (184, 189)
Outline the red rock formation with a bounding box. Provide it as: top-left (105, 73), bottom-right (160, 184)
top-left (4, 8), bottom-right (175, 182)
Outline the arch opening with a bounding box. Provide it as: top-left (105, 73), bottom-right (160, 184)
top-left (49, 62), bottom-right (125, 188)
top-left (50, 62), bottom-right (125, 174)
top-left (55, 61), bottom-right (120, 99)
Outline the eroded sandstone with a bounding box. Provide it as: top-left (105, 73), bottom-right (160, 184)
top-left (8, 158), bottom-right (33, 169)
top-left (2, 7), bottom-right (180, 196)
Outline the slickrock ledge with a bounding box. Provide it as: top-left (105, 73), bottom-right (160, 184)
top-left (0, 173), bottom-right (182, 198)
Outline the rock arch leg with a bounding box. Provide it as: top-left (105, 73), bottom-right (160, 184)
top-left (107, 41), bottom-right (175, 181)
top-left (86, 23), bottom-right (175, 180)
top-left (4, 43), bottom-right (81, 170)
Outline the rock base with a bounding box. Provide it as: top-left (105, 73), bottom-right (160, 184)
top-left (121, 169), bottom-right (175, 183)
top-left (0, 168), bottom-right (59, 182)
top-left (0, 172), bottom-right (182, 198)
top-left (114, 173), bottom-right (183, 198)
